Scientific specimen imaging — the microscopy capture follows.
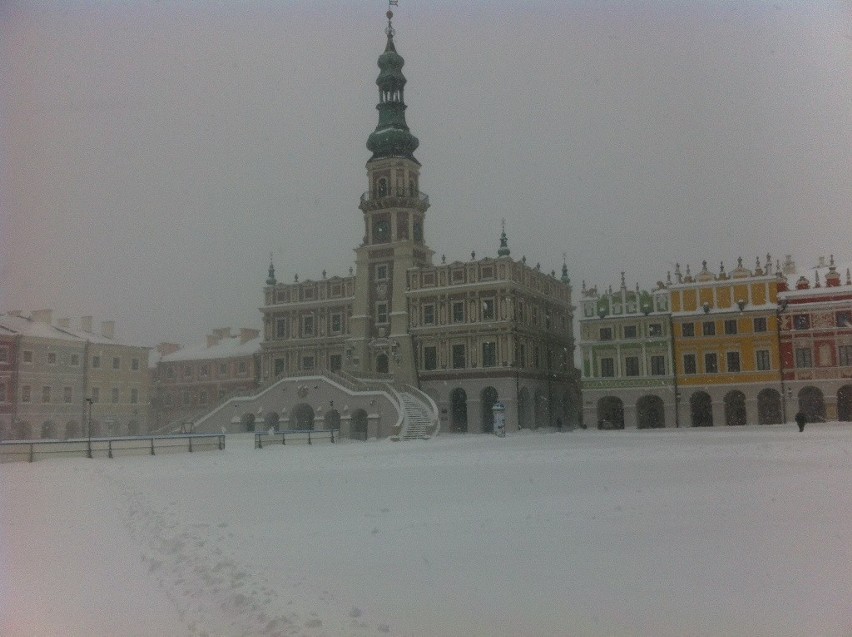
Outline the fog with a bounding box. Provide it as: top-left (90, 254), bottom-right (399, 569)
top-left (2, 1), bottom-right (850, 347)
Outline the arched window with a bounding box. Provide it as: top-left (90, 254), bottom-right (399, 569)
top-left (690, 392), bottom-right (713, 427)
top-left (377, 178), bottom-right (388, 197)
top-left (450, 388), bottom-right (467, 433)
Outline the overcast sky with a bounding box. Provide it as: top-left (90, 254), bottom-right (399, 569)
top-left (1, 1), bottom-right (850, 347)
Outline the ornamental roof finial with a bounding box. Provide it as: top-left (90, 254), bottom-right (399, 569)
top-left (498, 218), bottom-right (510, 257)
top-left (266, 253), bottom-right (277, 286)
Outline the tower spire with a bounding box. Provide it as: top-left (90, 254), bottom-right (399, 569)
top-left (366, 3), bottom-right (419, 163)
top-left (498, 218), bottom-right (510, 257)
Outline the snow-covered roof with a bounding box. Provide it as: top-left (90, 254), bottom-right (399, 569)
top-left (0, 314), bottom-right (82, 341)
top-left (158, 334), bottom-right (262, 363)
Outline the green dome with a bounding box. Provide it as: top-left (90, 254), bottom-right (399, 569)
top-left (366, 25), bottom-right (419, 162)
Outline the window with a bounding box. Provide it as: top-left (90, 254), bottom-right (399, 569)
top-left (276, 317), bottom-right (289, 338)
top-left (704, 353), bottom-right (718, 373)
top-left (376, 302), bottom-right (389, 325)
top-left (599, 327), bottom-right (613, 341)
top-left (726, 352), bottom-right (741, 373)
top-left (482, 342), bottom-right (497, 368)
top-left (111, 388), bottom-right (119, 403)
top-left (199, 390), bottom-right (208, 405)
top-left (452, 344), bottom-right (466, 369)
top-left (91, 355), bottom-right (100, 368)
top-left (649, 323), bottom-right (663, 337)
top-left (166, 366), bottom-right (176, 379)
top-left (47, 352), bottom-right (57, 365)
top-left (183, 366), bottom-right (192, 378)
top-left (623, 325), bottom-right (638, 339)
top-left (42, 386), bottom-right (51, 403)
top-left (0, 382), bottom-right (5, 402)
top-left (237, 361), bottom-right (248, 375)
top-left (330, 313), bottom-right (342, 334)
top-left (302, 356), bottom-right (315, 371)
top-left (302, 315), bottom-right (314, 337)
top-left (683, 354), bottom-right (697, 375)
top-left (22, 385), bottom-right (31, 403)
top-left (724, 319), bottom-right (738, 335)
top-left (753, 317), bottom-right (768, 333)
top-left (682, 323), bottom-right (695, 337)
top-left (274, 358), bottom-right (286, 377)
top-left (0, 347), bottom-right (7, 363)
top-left (424, 346), bottom-right (437, 370)
top-left (131, 388), bottom-right (138, 404)
top-left (795, 348), bottom-right (812, 368)
top-left (756, 350), bottom-right (771, 371)
top-left (23, 350), bottom-right (33, 363)
top-left (650, 355), bottom-right (666, 376)
top-left (182, 390), bottom-right (190, 406)
top-left (794, 315), bottom-right (810, 330)
top-left (330, 354), bottom-right (342, 372)
top-left (836, 311), bottom-right (852, 328)
top-left (702, 321), bottom-right (716, 336)
top-left (112, 357), bottom-right (120, 370)
top-left (600, 357), bottom-right (615, 378)
top-left (624, 356), bottom-right (640, 376)
top-left (375, 264), bottom-right (389, 281)
top-left (838, 345), bottom-right (852, 367)
top-left (91, 387), bottom-right (100, 403)
top-left (452, 301), bottom-right (465, 323)
top-left (64, 387), bottom-right (72, 403)
top-left (482, 298), bottom-right (495, 321)
top-left (423, 304), bottom-right (435, 325)
top-left (131, 358), bottom-right (139, 371)
top-left (199, 364), bottom-right (208, 378)
top-left (219, 363), bottom-right (228, 376)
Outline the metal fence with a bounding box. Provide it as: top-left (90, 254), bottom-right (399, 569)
top-left (254, 429), bottom-right (338, 448)
top-left (0, 433), bottom-right (226, 463)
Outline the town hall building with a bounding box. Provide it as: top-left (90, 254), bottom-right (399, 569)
top-left (193, 8), bottom-right (581, 438)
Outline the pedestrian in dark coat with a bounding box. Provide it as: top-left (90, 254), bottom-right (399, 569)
top-left (795, 411), bottom-right (807, 432)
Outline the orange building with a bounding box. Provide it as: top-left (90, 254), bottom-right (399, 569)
top-left (669, 257), bottom-right (787, 426)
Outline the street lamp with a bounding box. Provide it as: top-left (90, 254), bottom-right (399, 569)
top-left (86, 397), bottom-right (93, 459)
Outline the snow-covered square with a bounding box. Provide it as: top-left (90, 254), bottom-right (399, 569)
top-left (2, 425), bottom-right (851, 636)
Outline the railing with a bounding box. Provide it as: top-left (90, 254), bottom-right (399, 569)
top-left (360, 190), bottom-right (429, 205)
top-left (254, 429), bottom-right (339, 448)
top-left (0, 433), bottom-right (226, 463)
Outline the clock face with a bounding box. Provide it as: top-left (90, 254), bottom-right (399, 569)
top-left (374, 219), bottom-right (390, 242)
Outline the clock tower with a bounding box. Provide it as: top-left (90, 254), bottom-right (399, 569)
top-left (348, 8), bottom-right (432, 384)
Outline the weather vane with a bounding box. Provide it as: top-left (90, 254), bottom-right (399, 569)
top-left (385, 0), bottom-right (398, 37)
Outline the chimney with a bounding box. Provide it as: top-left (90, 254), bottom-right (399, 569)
top-left (31, 309), bottom-right (53, 324)
top-left (240, 328), bottom-right (260, 344)
top-left (156, 342), bottom-right (181, 357)
top-left (207, 334), bottom-right (222, 348)
top-left (80, 316), bottom-right (93, 333)
top-left (213, 327), bottom-right (232, 339)
top-left (101, 320), bottom-right (115, 339)
top-left (57, 318), bottom-right (71, 329)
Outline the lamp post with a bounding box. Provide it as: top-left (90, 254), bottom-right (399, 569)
top-left (85, 397), bottom-right (93, 458)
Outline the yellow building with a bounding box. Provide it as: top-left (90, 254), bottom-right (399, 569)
top-left (669, 257), bottom-right (786, 426)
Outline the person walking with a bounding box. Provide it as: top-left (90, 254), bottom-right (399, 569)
top-left (795, 411), bottom-right (807, 432)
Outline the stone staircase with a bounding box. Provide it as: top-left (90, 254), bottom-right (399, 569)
top-left (395, 388), bottom-right (440, 440)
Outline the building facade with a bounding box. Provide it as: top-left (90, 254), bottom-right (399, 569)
top-left (151, 328), bottom-right (261, 432)
top-left (580, 254), bottom-right (852, 429)
top-left (0, 311), bottom-right (149, 439)
top-left (579, 275), bottom-right (673, 429)
top-left (778, 256), bottom-right (852, 422)
top-left (253, 9), bottom-right (581, 436)
top-left (669, 257), bottom-right (786, 427)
